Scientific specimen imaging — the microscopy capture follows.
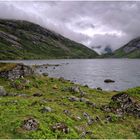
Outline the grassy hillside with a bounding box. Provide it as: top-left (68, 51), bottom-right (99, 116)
top-left (109, 37), bottom-right (140, 58)
top-left (0, 19), bottom-right (98, 59)
top-left (0, 63), bottom-right (140, 139)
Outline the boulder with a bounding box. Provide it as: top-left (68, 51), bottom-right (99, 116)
top-left (53, 84), bottom-right (58, 89)
top-left (17, 93), bottom-right (29, 97)
top-left (33, 93), bottom-right (43, 97)
top-left (59, 77), bottom-right (71, 83)
top-left (22, 118), bottom-right (39, 131)
top-left (104, 79), bottom-right (115, 83)
top-left (40, 106), bottom-right (52, 113)
top-left (97, 87), bottom-right (102, 91)
top-left (0, 63), bottom-right (34, 80)
top-left (59, 77), bottom-right (65, 82)
top-left (85, 100), bottom-right (96, 108)
top-left (83, 112), bottom-right (94, 125)
top-left (80, 131), bottom-right (93, 138)
top-left (111, 93), bottom-right (133, 104)
top-left (83, 112), bottom-right (90, 119)
top-left (63, 110), bottom-right (71, 115)
top-left (110, 93), bottom-right (140, 117)
top-left (101, 105), bottom-right (111, 112)
top-left (68, 96), bottom-right (80, 102)
top-left (0, 86), bottom-right (7, 96)
top-left (52, 123), bottom-right (69, 134)
top-left (76, 116), bottom-right (82, 121)
top-left (42, 73), bottom-right (48, 76)
top-left (105, 115), bottom-right (113, 122)
top-left (79, 90), bottom-right (86, 97)
top-left (95, 116), bottom-right (101, 122)
top-left (69, 86), bottom-right (80, 93)
top-left (84, 84), bottom-right (89, 88)
top-left (87, 118), bottom-right (94, 125)
top-left (80, 97), bottom-right (89, 103)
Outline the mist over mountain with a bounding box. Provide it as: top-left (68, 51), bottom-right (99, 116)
top-left (1, 1), bottom-right (140, 53)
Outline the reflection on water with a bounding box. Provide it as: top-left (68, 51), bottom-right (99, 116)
top-left (1, 59), bottom-right (140, 91)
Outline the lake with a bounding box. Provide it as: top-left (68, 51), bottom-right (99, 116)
top-left (1, 59), bottom-right (140, 91)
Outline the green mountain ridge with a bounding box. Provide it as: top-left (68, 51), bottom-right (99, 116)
top-left (104, 37), bottom-right (140, 58)
top-left (0, 19), bottom-right (98, 60)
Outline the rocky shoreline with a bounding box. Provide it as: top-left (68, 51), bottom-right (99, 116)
top-left (0, 63), bottom-right (140, 139)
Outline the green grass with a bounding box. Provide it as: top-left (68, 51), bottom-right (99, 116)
top-left (0, 75), bottom-right (140, 139)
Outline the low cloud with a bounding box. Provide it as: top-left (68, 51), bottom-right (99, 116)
top-left (0, 1), bottom-right (140, 53)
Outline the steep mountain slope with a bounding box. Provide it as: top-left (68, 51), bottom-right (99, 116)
top-left (0, 19), bottom-right (98, 60)
top-left (111, 37), bottom-right (140, 58)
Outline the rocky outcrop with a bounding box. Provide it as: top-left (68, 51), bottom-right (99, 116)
top-left (52, 123), bottom-right (69, 134)
top-left (0, 63), bottom-right (34, 80)
top-left (22, 118), bottom-right (39, 131)
top-left (111, 93), bottom-right (140, 117)
top-left (103, 93), bottom-right (140, 118)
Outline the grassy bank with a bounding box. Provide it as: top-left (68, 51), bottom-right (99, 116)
top-left (0, 73), bottom-right (140, 139)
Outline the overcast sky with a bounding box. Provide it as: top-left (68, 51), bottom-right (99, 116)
top-left (0, 1), bottom-right (140, 53)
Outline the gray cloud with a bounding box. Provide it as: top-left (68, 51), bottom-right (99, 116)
top-left (0, 1), bottom-right (140, 53)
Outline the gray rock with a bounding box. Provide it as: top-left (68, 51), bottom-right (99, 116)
top-left (80, 97), bottom-right (89, 103)
top-left (68, 96), bottom-right (80, 102)
top-left (22, 118), bottom-right (39, 131)
top-left (59, 77), bottom-right (66, 83)
top-left (0, 86), bottom-right (7, 96)
top-left (52, 123), bottom-right (69, 134)
top-left (104, 79), bottom-right (115, 83)
top-left (84, 85), bottom-right (89, 88)
top-left (83, 112), bottom-right (94, 125)
top-left (79, 90), bottom-right (86, 97)
top-left (111, 93), bottom-right (140, 117)
top-left (80, 98), bottom-right (96, 107)
top-left (42, 73), bottom-right (48, 76)
top-left (63, 110), bottom-right (71, 115)
top-left (40, 106), bottom-right (52, 113)
top-left (83, 112), bottom-right (90, 119)
top-left (87, 118), bottom-right (94, 125)
top-left (17, 94), bottom-right (29, 97)
top-left (105, 115), bottom-right (113, 122)
top-left (33, 93), bottom-right (43, 97)
top-left (69, 86), bottom-right (80, 93)
top-left (86, 100), bottom-right (96, 107)
top-left (0, 64), bottom-right (34, 80)
top-left (76, 116), bottom-right (82, 120)
top-left (95, 116), bottom-right (101, 122)
top-left (97, 87), bottom-right (102, 91)
top-left (101, 105), bottom-right (111, 112)
top-left (111, 93), bottom-right (132, 104)
top-left (80, 131), bottom-right (93, 138)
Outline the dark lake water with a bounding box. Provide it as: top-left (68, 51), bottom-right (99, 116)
top-left (1, 59), bottom-right (140, 91)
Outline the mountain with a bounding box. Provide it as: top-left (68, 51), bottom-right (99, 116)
top-left (110, 37), bottom-right (140, 58)
top-left (0, 19), bottom-right (98, 60)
